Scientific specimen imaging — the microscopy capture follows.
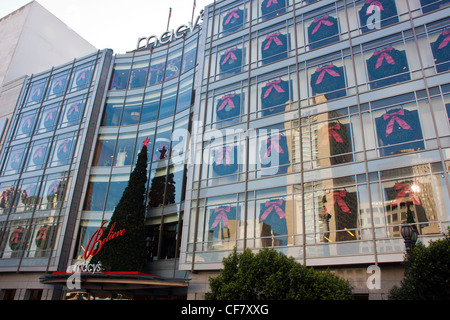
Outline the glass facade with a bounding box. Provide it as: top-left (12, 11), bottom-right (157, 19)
top-left (74, 29), bottom-right (200, 264)
top-left (1, 0), bottom-right (450, 300)
top-left (0, 50), bottom-right (111, 270)
top-left (180, 0), bottom-right (450, 270)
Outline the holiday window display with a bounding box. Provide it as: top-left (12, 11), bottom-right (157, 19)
top-left (213, 146), bottom-right (238, 176)
top-left (219, 48), bottom-right (243, 74)
top-left (57, 139), bottom-right (72, 160)
top-left (366, 46), bottom-right (410, 89)
top-left (9, 151), bottom-right (23, 170)
top-left (310, 64), bottom-right (346, 100)
top-left (384, 180), bottom-right (434, 233)
top-left (261, 79), bottom-right (290, 116)
top-left (216, 93), bottom-right (241, 120)
top-left (319, 121), bottom-right (353, 165)
top-left (320, 189), bottom-right (358, 242)
top-left (222, 8), bottom-right (244, 34)
top-left (261, 32), bottom-right (288, 64)
top-left (42, 109), bottom-right (57, 131)
top-left (164, 56), bottom-right (181, 81)
top-left (1, 187), bottom-right (19, 209)
top-left (32, 145), bottom-right (47, 166)
top-left (259, 198), bottom-right (288, 246)
top-left (260, 133), bottom-right (290, 175)
top-left (21, 183), bottom-right (38, 209)
top-left (420, 0), bottom-right (450, 13)
top-left (359, 0), bottom-right (399, 34)
top-left (66, 101), bottom-right (83, 123)
top-left (30, 83), bottom-right (44, 103)
top-left (51, 75), bottom-right (67, 96)
top-left (75, 68), bottom-right (91, 88)
top-left (261, 0), bottom-right (286, 20)
top-left (431, 29), bottom-right (450, 73)
top-left (9, 226), bottom-right (26, 251)
top-left (208, 205), bottom-right (237, 240)
top-left (307, 15), bottom-right (339, 50)
top-left (35, 225), bottom-right (53, 250)
top-left (21, 116), bottom-right (34, 135)
top-left (375, 108), bottom-right (424, 156)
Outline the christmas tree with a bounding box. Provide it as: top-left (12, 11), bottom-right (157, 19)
top-left (90, 137), bottom-right (149, 272)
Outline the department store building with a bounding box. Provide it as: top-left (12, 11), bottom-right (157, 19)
top-left (0, 0), bottom-right (449, 300)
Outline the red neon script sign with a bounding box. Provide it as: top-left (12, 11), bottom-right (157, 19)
top-left (83, 221), bottom-right (125, 260)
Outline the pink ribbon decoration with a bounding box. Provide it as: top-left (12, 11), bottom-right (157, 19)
top-left (47, 181), bottom-right (59, 196)
top-left (438, 30), bottom-right (450, 50)
top-left (68, 102), bottom-right (80, 116)
top-left (264, 32), bottom-right (283, 50)
top-left (215, 147), bottom-right (232, 166)
top-left (312, 15), bottom-right (334, 34)
top-left (392, 182), bottom-right (421, 206)
top-left (327, 190), bottom-right (351, 213)
top-left (58, 140), bottom-right (70, 153)
top-left (365, 0), bottom-right (384, 15)
top-left (210, 206), bottom-right (231, 229)
top-left (36, 225), bottom-right (50, 241)
top-left (263, 79), bottom-right (285, 99)
top-left (373, 46), bottom-right (395, 69)
top-left (321, 123), bottom-right (344, 146)
top-left (315, 64), bottom-right (341, 84)
top-left (10, 227), bottom-right (24, 244)
top-left (45, 110), bottom-right (54, 122)
top-left (382, 109), bottom-right (412, 137)
top-left (221, 48), bottom-right (238, 65)
top-left (267, 0), bottom-right (279, 7)
top-left (224, 9), bottom-right (240, 25)
top-left (77, 70), bottom-right (87, 82)
top-left (260, 199), bottom-right (285, 221)
top-left (218, 93), bottom-right (236, 111)
top-left (264, 134), bottom-right (284, 159)
top-left (33, 146), bottom-right (45, 159)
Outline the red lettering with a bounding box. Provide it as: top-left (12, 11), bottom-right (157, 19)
top-left (83, 221), bottom-right (125, 260)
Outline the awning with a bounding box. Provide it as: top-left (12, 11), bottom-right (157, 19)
top-left (39, 271), bottom-right (189, 295)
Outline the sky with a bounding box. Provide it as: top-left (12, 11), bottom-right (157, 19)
top-left (0, 0), bottom-right (212, 54)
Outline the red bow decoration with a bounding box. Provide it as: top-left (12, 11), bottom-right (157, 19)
top-left (321, 123), bottom-right (344, 146)
top-left (215, 147), bottom-right (232, 166)
top-left (267, 0), bottom-right (279, 7)
top-left (382, 109), bottom-right (412, 137)
top-left (263, 79), bottom-right (285, 99)
top-left (260, 199), bottom-right (285, 221)
top-left (221, 48), bottom-right (238, 65)
top-left (392, 182), bottom-right (421, 206)
top-left (315, 64), bottom-right (341, 84)
top-left (224, 9), bottom-right (240, 25)
top-left (36, 225), bottom-right (50, 241)
top-left (10, 227), bottom-right (24, 244)
top-left (312, 15), bottom-right (334, 34)
top-left (438, 30), bottom-right (450, 50)
top-left (366, 0), bottom-right (384, 15)
top-left (327, 190), bottom-right (351, 213)
top-left (264, 134), bottom-right (284, 159)
top-left (210, 206), bottom-right (231, 229)
top-left (218, 93), bottom-right (236, 111)
top-left (264, 32), bottom-right (283, 50)
top-left (374, 46), bottom-right (395, 69)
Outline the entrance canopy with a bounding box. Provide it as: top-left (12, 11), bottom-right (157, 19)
top-left (39, 272), bottom-right (189, 299)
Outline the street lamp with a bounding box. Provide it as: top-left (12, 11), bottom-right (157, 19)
top-left (401, 223), bottom-right (418, 256)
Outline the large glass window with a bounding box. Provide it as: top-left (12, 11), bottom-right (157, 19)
top-left (141, 90), bottom-right (160, 124)
top-left (114, 132), bottom-right (136, 166)
top-left (37, 102), bottom-right (61, 133)
top-left (159, 84), bottom-right (177, 119)
top-left (129, 58), bottom-right (149, 89)
top-left (109, 62), bottom-right (131, 90)
top-left (92, 134), bottom-right (117, 167)
top-left (105, 174), bottom-right (129, 211)
top-left (121, 94), bottom-right (142, 126)
top-left (101, 96), bottom-right (124, 126)
top-left (46, 70), bottom-right (70, 100)
top-left (69, 62), bottom-right (94, 92)
top-left (25, 138), bottom-right (51, 172)
top-left (83, 175), bottom-right (108, 211)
